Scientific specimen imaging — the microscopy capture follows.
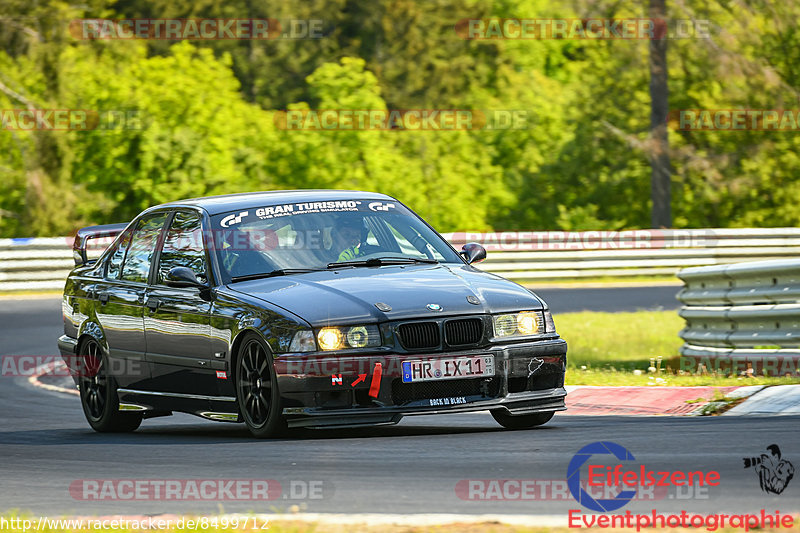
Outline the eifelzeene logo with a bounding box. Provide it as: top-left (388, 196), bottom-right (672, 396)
top-left (568, 441), bottom-right (637, 512)
top-left (567, 441), bottom-right (720, 513)
top-left (743, 444), bottom-right (795, 495)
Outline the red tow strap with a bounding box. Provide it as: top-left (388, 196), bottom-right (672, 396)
top-left (369, 362), bottom-right (382, 398)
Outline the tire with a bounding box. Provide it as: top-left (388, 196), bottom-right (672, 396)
top-left (78, 338), bottom-right (142, 433)
top-left (491, 409), bottom-right (554, 429)
top-left (235, 333), bottom-right (286, 438)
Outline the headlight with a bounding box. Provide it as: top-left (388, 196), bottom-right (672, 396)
top-left (316, 325), bottom-right (381, 351)
top-left (517, 311), bottom-right (540, 335)
top-left (346, 326), bottom-right (370, 348)
top-left (493, 311), bottom-right (543, 338)
top-left (289, 330), bottom-right (316, 352)
top-left (494, 314), bottom-right (517, 337)
top-left (317, 328), bottom-right (343, 350)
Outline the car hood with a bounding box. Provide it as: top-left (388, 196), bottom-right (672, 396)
top-left (227, 264), bottom-right (544, 326)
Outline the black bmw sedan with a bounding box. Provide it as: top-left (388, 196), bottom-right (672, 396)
top-left (58, 190), bottom-right (567, 437)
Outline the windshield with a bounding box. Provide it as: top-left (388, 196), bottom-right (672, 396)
top-left (209, 199), bottom-right (462, 280)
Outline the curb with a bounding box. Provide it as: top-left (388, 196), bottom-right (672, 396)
top-left (563, 385), bottom-right (742, 416)
top-left (29, 360), bottom-right (78, 396)
top-left (723, 384), bottom-right (800, 416)
top-left (562, 385), bottom-right (769, 416)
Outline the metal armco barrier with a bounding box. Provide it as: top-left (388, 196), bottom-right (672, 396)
top-left (446, 228), bottom-right (800, 280)
top-left (1, 227), bottom-right (800, 292)
top-left (677, 259), bottom-right (800, 375)
top-left (0, 237), bottom-right (75, 292)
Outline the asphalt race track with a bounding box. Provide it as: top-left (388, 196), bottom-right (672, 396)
top-left (534, 285), bottom-right (682, 313)
top-left (1, 293), bottom-right (797, 517)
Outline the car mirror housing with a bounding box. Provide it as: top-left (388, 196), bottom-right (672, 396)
top-left (461, 242), bottom-right (487, 264)
top-left (165, 266), bottom-right (204, 288)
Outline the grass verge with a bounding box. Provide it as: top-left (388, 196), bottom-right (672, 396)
top-left (556, 310), bottom-right (800, 387)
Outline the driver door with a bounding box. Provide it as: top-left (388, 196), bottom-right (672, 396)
top-left (143, 210), bottom-right (220, 396)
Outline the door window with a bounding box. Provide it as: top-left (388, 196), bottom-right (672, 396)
top-left (105, 231), bottom-right (132, 280)
top-left (157, 211), bottom-right (208, 284)
top-left (120, 212), bottom-right (169, 283)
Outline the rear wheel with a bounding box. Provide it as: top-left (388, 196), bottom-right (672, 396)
top-left (78, 338), bottom-right (142, 433)
top-left (491, 410), bottom-right (554, 429)
top-left (236, 334), bottom-right (286, 438)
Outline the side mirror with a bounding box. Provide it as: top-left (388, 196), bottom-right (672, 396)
top-left (461, 242), bottom-right (487, 264)
top-left (165, 266), bottom-right (204, 288)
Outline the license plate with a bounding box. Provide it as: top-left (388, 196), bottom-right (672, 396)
top-left (402, 355), bottom-right (494, 383)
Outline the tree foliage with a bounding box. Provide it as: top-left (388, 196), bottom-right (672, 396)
top-left (1, 0), bottom-right (799, 236)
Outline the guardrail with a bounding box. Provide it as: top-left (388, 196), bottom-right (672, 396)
top-left (1, 228), bottom-right (800, 292)
top-left (677, 259), bottom-right (800, 376)
top-left (446, 228), bottom-right (800, 280)
top-left (0, 238), bottom-right (75, 292)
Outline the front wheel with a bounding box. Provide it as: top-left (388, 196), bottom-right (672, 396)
top-left (491, 409), bottom-right (554, 429)
top-left (78, 338), bottom-right (142, 433)
top-left (236, 334), bottom-right (286, 438)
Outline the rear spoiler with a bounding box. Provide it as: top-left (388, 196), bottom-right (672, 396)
top-left (73, 223), bottom-right (129, 266)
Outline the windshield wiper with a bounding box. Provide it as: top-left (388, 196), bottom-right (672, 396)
top-left (327, 257), bottom-right (438, 269)
top-left (230, 269), bottom-right (322, 282)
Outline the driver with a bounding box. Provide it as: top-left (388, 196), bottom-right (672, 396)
top-left (336, 218), bottom-right (364, 262)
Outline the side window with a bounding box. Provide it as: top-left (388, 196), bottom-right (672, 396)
top-left (157, 211), bottom-right (208, 284)
top-left (120, 212), bottom-right (168, 283)
top-left (105, 231), bottom-right (132, 280)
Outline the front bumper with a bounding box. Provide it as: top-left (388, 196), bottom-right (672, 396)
top-left (275, 337), bottom-right (567, 428)
top-left (57, 334), bottom-right (78, 357)
top-left (57, 335), bottom-right (81, 387)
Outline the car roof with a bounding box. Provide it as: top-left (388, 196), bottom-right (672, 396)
top-left (157, 190), bottom-right (396, 216)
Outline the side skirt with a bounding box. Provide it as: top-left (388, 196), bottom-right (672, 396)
top-left (117, 388), bottom-right (240, 423)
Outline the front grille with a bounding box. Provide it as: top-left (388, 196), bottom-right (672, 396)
top-left (397, 321), bottom-right (440, 350)
top-left (391, 376), bottom-right (501, 405)
top-left (445, 318), bottom-right (483, 346)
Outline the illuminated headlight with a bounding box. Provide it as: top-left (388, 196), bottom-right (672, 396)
top-left (317, 328), bottom-right (343, 351)
top-left (493, 311), bottom-right (543, 338)
top-left (289, 330), bottom-right (316, 352)
top-left (316, 325), bottom-right (381, 351)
